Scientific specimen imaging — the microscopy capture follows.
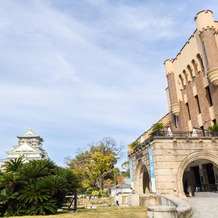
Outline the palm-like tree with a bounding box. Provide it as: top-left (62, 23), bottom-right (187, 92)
top-left (0, 188), bottom-right (19, 215)
top-left (26, 199), bottom-right (57, 215)
top-left (45, 175), bottom-right (67, 196)
top-left (150, 122), bottom-right (164, 136)
top-left (208, 124), bottom-right (218, 136)
top-left (0, 159), bottom-right (79, 216)
top-left (3, 156), bottom-right (24, 173)
top-left (0, 172), bottom-right (20, 192)
top-left (19, 160), bottom-right (51, 180)
top-left (54, 167), bottom-right (80, 193)
top-left (18, 180), bottom-right (50, 204)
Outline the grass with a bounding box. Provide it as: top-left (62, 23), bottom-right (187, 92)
top-left (8, 206), bottom-right (147, 218)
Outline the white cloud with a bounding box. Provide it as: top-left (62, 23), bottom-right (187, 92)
top-left (0, 0), bottom-right (218, 166)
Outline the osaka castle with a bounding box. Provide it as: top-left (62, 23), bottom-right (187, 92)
top-left (4, 129), bottom-right (48, 163)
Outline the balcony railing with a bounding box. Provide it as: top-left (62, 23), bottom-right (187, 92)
top-left (195, 184), bottom-right (218, 193)
top-left (152, 130), bottom-right (218, 137)
top-left (134, 130), bottom-right (218, 150)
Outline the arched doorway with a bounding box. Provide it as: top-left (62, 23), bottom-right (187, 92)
top-left (183, 159), bottom-right (218, 194)
top-left (178, 152), bottom-right (218, 197)
top-left (139, 164), bottom-right (150, 194)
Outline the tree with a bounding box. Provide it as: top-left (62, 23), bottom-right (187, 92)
top-left (121, 160), bottom-right (130, 178)
top-left (3, 156), bottom-right (24, 173)
top-left (0, 158), bottom-right (79, 216)
top-left (66, 137), bottom-right (124, 192)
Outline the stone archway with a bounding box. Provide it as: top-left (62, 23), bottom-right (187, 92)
top-left (177, 151), bottom-right (218, 197)
top-left (135, 162), bottom-right (151, 194)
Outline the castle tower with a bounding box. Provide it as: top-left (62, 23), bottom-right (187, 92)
top-left (164, 59), bottom-right (180, 116)
top-left (195, 10), bottom-right (218, 86)
top-left (2, 129), bottom-right (48, 164)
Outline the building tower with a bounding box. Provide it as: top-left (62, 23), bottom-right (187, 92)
top-left (128, 10), bottom-right (218, 201)
top-left (3, 129), bottom-right (48, 164)
top-left (165, 10), bottom-right (218, 133)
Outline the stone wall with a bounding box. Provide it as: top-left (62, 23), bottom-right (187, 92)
top-left (130, 136), bottom-right (218, 197)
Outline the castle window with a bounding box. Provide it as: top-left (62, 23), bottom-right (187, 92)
top-left (179, 74), bottom-right (185, 87)
top-left (186, 103), bottom-right (191, 120)
top-left (173, 114), bottom-right (179, 128)
top-left (187, 65), bottom-right (194, 82)
top-left (202, 41), bottom-right (208, 65)
top-left (195, 95), bottom-right (201, 113)
top-left (191, 60), bottom-right (197, 76)
top-left (200, 126), bottom-right (205, 137)
top-left (196, 54), bottom-right (205, 74)
top-left (205, 86), bottom-right (213, 106)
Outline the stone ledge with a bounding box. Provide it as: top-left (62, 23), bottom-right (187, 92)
top-left (147, 194), bottom-right (192, 218)
top-left (147, 205), bottom-right (177, 218)
top-left (161, 195), bottom-right (192, 218)
top-left (148, 205), bottom-right (176, 212)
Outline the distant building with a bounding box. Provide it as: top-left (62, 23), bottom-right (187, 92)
top-left (2, 129), bottom-right (48, 164)
top-left (128, 10), bottom-right (218, 200)
top-left (111, 183), bottom-right (132, 197)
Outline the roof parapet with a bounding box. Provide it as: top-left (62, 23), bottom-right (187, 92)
top-left (195, 10), bottom-right (215, 33)
top-left (164, 59), bottom-right (174, 76)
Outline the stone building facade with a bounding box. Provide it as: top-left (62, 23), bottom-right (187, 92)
top-left (129, 10), bottom-right (218, 199)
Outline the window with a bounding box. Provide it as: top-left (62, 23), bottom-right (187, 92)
top-left (200, 126), bottom-right (205, 137)
top-left (205, 86), bottom-right (213, 106)
top-left (195, 95), bottom-right (201, 113)
top-left (186, 103), bottom-right (191, 120)
top-left (202, 41), bottom-right (208, 65)
top-left (173, 114), bottom-right (179, 128)
top-left (196, 54), bottom-right (205, 74)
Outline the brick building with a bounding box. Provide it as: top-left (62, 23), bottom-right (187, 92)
top-left (165, 10), bottom-right (218, 133)
top-left (129, 10), bottom-right (218, 200)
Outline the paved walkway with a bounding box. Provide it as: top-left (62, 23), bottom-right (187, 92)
top-left (187, 197), bottom-right (218, 218)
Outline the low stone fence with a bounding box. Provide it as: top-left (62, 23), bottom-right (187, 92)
top-left (147, 194), bottom-right (192, 218)
top-left (118, 193), bottom-right (192, 218)
top-left (119, 193), bottom-right (158, 206)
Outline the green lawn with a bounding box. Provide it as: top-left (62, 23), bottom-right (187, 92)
top-left (9, 206), bottom-right (147, 218)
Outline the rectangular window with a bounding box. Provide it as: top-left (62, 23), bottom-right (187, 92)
top-left (173, 114), bottom-right (178, 128)
top-left (202, 41), bottom-right (208, 65)
top-left (186, 103), bottom-right (191, 120)
top-left (195, 95), bottom-right (201, 113)
top-left (205, 86), bottom-right (213, 106)
top-left (199, 57), bottom-right (205, 74)
top-left (200, 126), bottom-right (205, 137)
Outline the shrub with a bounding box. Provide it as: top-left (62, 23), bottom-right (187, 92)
top-left (0, 159), bottom-right (79, 216)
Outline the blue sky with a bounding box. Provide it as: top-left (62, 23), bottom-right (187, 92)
top-left (0, 0), bottom-right (218, 167)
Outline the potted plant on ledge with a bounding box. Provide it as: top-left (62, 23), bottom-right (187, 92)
top-left (208, 124), bottom-right (218, 137)
top-left (150, 122), bottom-right (164, 136)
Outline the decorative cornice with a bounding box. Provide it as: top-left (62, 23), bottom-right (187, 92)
top-left (171, 102), bottom-right (180, 116)
top-left (207, 67), bottom-right (218, 86)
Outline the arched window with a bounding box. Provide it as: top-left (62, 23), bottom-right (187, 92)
top-left (182, 70), bottom-right (187, 86)
top-left (187, 65), bottom-right (194, 79)
top-left (179, 74), bottom-right (185, 88)
top-left (196, 54), bottom-right (205, 74)
top-left (191, 60), bottom-right (197, 76)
